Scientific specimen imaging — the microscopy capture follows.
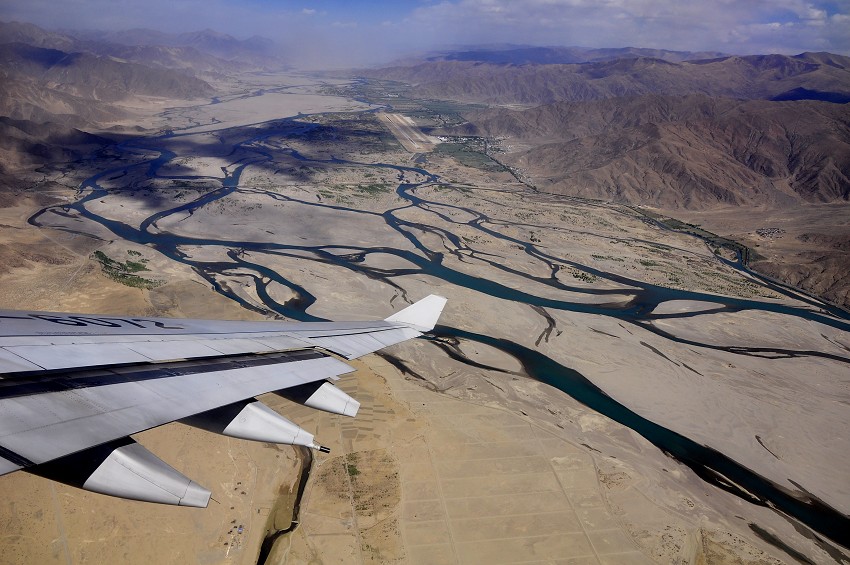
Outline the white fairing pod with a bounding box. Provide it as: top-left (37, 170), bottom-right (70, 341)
top-left (277, 381), bottom-right (360, 417)
top-left (83, 441), bottom-right (211, 507)
top-left (307, 382), bottom-right (360, 417)
top-left (183, 400), bottom-right (330, 452)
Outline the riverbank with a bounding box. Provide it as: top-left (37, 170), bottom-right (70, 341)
top-left (653, 204), bottom-right (850, 312)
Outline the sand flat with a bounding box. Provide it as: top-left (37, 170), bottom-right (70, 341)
top-left (276, 357), bottom-right (659, 564)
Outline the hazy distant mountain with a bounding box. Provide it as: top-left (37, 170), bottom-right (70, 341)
top-left (70, 27), bottom-right (279, 66)
top-left (0, 38), bottom-right (214, 169)
top-left (425, 45), bottom-right (728, 65)
top-left (0, 21), bottom-right (262, 178)
top-left (175, 29), bottom-right (275, 61)
top-left (364, 53), bottom-right (850, 104)
top-left (443, 94), bottom-right (850, 208)
top-left (0, 21), bottom-right (271, 76)
top-left (0, 43), bottom-right (212, 102)
top-left (84, 44), bottom-right (249, 76)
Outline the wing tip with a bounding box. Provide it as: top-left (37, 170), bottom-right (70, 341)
top-left (385, 294), bottom-right (447, 332)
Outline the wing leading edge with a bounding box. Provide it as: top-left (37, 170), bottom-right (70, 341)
top-left (0, 295), bottom-right (447, 507)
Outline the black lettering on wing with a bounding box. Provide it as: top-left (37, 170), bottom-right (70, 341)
top-left (30, 314), bottom-right (88, 326)
top-left (68, 317), bottom-right (123, 327)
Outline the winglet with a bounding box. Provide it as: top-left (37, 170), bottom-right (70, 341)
top-left (385, 295), bottom-right (447, 332)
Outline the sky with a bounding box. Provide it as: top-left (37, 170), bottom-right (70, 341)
top-left (2, 0), bottom-right (849, 67)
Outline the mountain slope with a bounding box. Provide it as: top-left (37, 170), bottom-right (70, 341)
top-left (0, 20), bottom-right (77, 51)
top-left (364, 53), bottom-right (850, 105)
top-left (0, 20), bottom-right (277, 75)
top-left (0, 41), bottom-right (214, 131)
top-left (427, 45), bottom-right (728, 65)
top-left (70, 27), bottom-right (279, 66)
top-left (447, 95), bottom-right (850, 208)
top-left (0, 43), bottom-right (213, 102)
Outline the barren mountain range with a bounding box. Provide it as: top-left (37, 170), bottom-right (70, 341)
top-left (0, 20), bottom-right (279, 132)
top-left (0, 21), bottom-right (278, 72)
top-left (397, 51), bottom-right (850, 210)
top-left (0, 21), bottom-right (285, 182)
top-left (1, 42), bottom-right (213, 104)
top-left (364, 52), bottom-right (850, 105)
top-left (425, 45), bottom-right (729, 65)
top-left (446, 94), bottom-right (850, 208)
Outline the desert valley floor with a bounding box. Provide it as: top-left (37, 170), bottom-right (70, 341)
top-left (0, 73), bottom-right (848, 565)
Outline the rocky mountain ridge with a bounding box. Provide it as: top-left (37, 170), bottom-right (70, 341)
top-left (444, 94), bottom-right (850, 208)
top-left (425, 45), bottom-right (729, 65)
top-left (0, 21), bottom-right (233, 188)
top-left (0, 42), bottom-right (214, 103)
top-left (0, 20), bottom-right (279, 75)
top-left (364, 52), bottom-right (850, 105)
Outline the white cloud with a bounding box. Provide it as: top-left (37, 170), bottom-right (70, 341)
top-left (407, 0), bottom-right (850, 55)
top-left (0, 0), bottom-right (847, 66)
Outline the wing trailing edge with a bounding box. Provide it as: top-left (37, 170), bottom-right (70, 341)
top-left (32, 437), bottom-right (211, 507)
top-left (0, 295), bottom-right (448, 507)
top-left (0, 295), bottom-right (448, 373)
top-left (384, 294), bottom-right (448, 332)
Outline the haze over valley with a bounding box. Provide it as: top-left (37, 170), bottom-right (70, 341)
top-left (0, 6), bottom-right (849, 565)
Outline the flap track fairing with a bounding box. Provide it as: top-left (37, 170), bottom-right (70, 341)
top-left (276, 381), bottom-right (360, 417)
top-left (182, 400), bottom-right (330, 452)
top-left (31, 437), bottom-right (211, 507)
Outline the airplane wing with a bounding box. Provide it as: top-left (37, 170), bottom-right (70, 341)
top-left (0, 294), bottom-right (446, 507)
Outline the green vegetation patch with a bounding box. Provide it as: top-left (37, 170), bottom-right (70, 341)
top-left (339, 78), bottom-right (485, 124)
top-left (634, 207), bottom-right (754, 262)
top-left (570, 268), bottom-right (597, 283)
top-left (592, 254), bottom-right (625, 262)
top-left (346, 453), bottom-right (360, 477)
top-left (356, 183), bottom-right (393, 195)
top-left (92, 250), bottom-right (162, 289)
top-left (412, 98), bottom-right (487, 127)
top-left (434, 138), bottom-right (506, 173)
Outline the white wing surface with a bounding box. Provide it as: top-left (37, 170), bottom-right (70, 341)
top-left (0, 295), bottom-right (447, 506)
